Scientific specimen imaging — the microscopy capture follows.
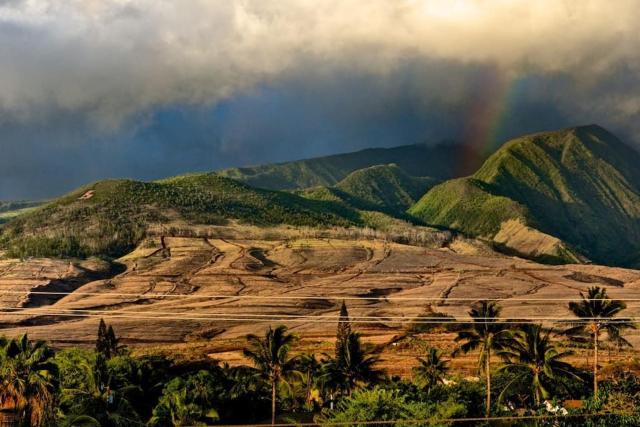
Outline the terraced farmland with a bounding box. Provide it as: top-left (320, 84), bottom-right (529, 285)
top-left (2, 233), bottom-right (640, 376)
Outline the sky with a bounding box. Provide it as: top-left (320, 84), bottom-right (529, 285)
top-left (1, 0), bottom-right (640, 199)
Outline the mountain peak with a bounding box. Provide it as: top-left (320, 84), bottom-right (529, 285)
top-left (572, 123), bottom-right (607, 132)
top-left (506, 124), bottom-right (612, 144)
top-left (411, 125), bottom-right (640, 267)
top-left (571, 123), bottom-right (619, 142)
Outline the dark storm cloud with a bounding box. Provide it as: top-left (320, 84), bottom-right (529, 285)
top-left (1, 1), bottom-right (640, 199)
top-left (0, 59), bottom-right (581, 200)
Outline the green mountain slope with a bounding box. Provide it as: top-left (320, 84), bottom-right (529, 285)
top-left (0, 201), bottom-right (42, 213)
top-left (0, 174), bottom-right (361, 258)
top-left (335, 164), bottom-right (437, 211)
top-left (0, 200), bottom-right (43, 224)
top-left (409, 178), bottom-right (528, 236)
top-left (299, 164), bottom-right (436, 216)
top-left (219, 143), bottom-right (479, 190)
top-left (410, 125), bottom-right (640, 266)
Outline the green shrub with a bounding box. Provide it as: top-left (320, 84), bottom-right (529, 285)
top-left (319, 387), bottom-right (465, 426)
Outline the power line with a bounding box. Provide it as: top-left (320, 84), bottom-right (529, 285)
top-left (1, 307), bottom-right (637, 322)
top-left (1, 308), bottom-right (637, 324)
top-left (1, 289), bottom-right (639, 303)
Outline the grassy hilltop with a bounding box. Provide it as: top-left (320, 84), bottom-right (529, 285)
top-left (299, 164), bottom-right (436, 217)
top-left (0, 174), bottom-right (362, 258)
top-left (410, 125), bottom-right (640, 266)
top-left (0, 200), bottom-right (43, 224)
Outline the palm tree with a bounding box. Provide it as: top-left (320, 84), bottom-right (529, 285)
top-left (608, 327), bottom-right (633, 358)
top-left (148, 384), bottom-right (217, 427)
top-left (321, 331), bottom-right (384, 397)
top-left (412, 347), bottom-right (449, 394)
top-left (566, 286), bottom-right (635, 397)
top-left (498, 324), bottom-right (582, 408)
top-left (243, 325), bottom-right (299, 425)
top-left (453, 301), bottom-right (513, 417)
top-left (296, 353), bottom-right (321, 409)
top-left (59, 355), bottom-right (143, 426)
top-left (0, 334), bottom-right (59, 427)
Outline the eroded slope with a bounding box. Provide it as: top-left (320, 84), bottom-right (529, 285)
top-left (2, 235), bottom-right (640, 349)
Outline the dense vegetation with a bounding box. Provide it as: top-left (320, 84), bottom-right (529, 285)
top-left (409, 177), bottom-right (527, 237)
top-left (219, 143), bottom-right (481, 190)
top-left (0, 174), bottom-right (362, 259)
top-left (299, 164), bottom-right (436, 217)
top-left (410, 125), bottom-right (640, 267)
top-left (0, 287), bottom-right (638, 426)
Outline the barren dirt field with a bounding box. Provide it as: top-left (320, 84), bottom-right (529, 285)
top-left (2, 233), bottom-right (640, 377)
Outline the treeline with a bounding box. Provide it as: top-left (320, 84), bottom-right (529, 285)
top-left (0, 288), bottom-right (639, 426)
top-left (149, 223), bottom-right (452, 249)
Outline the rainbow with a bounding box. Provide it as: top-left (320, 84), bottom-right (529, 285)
top-left (456, 68), bottom-right (528, 174)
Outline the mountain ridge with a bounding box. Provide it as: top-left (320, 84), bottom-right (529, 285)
top-left (218, 142), bottom-right (481, 190)
top-left (298, 164), bottom-right (436, 218)
top-left (410, 125), bottom-right (640, 266)
top-left (3, 124), bottom-right (640, 268)
top-left (1, 140), bottom-right (481, 259)
top-left (0, 174), bottom-right (363, 258)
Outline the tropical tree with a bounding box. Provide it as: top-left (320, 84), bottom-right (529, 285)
top-left (321, 331), bottom-right (384, 398)
top-left (216, 363), bottom-right (271, 422)
top-left (296, 353), bottom-right (322, 409)
top-left (412, 347), bottom-right (449, 394)
top-left (452, 301), bottom-right (513, 417)
top-left (151, 386), bottom-right (212, 426)
top-left (0, 334), bottom-right (59, 427)
top-left (106, 354), bottom-right (171, 421)
top-left (498, 324), bottom-right (582, 408)
top-left (57, 353), bottom-right (143, 427)
top-left (566, 286), bottom-right (635, 397)
top-left (96, 318), bottom-right (124, 360)
top-left (320, 387), bottom-right (465, 426)
top-left (148, 372), bottom-right (219, 427)
top-left (243, 325), bottom-right (300, 425)
top-left (608, 327), bottom-right (633, 359)
top-left (335, 301), bottom-right (351, 358)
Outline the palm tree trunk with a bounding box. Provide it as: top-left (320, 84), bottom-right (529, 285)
top-left (271, 380), bottom-right (277, 425)
top-left (306, 372), bottom-right (312, 407)
top-left (485, 350), bottom-right (491, 418)
top-left (594, 333), bottom-right (599, 398)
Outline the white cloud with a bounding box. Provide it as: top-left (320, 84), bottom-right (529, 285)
top-left (0, 0), bottom-right (639, 128)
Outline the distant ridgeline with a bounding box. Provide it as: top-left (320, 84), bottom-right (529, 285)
top-left (217, 143), bottom-right (480, 190)
top-left (0, 200), bottom-right (43, 225)
top-left (2, 125), bottom-right (640, 268)
top-left (0, 142), bottom-right (480, 259)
